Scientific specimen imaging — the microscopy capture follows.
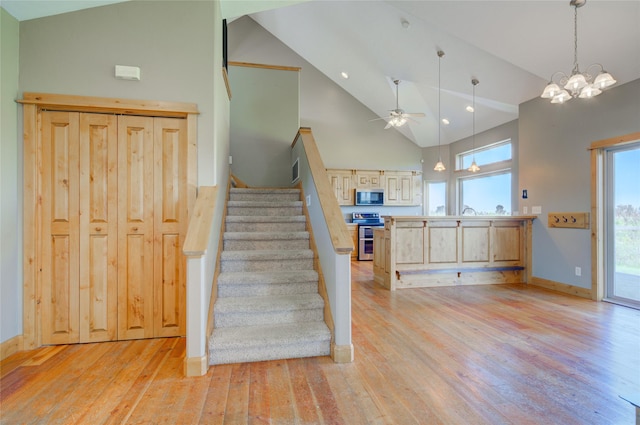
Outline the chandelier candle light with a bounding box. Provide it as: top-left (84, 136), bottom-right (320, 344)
top-left (540, 0), bottom-right (616, 103)
top-left (434, 50), bottom-right (446, 172)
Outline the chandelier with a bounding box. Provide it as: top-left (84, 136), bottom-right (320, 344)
top-left (540, 0), bottom-right (616, 104)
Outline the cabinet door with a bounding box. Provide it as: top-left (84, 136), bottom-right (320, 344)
top-left (153, 118), bottom-right (187, 337)
top-left (117, 116), bottom-right (155, 340)
top-left (385, 173), bottom-right (413, 205)
top-left (327, 170), bottom-right (354, 205)
top-left (41, 112), bottom-right (81, 345)
top-left (79, 114), bottom-right (118, 343)
top-left (355, 171), bottom-right (384, 189)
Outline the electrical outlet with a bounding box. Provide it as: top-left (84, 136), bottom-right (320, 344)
top-left (306, 195), bottom-right (311, 206)
top-left (575, 267), bottom-right (581, 276)
top-left (523, 206), bottom-right (528, 215)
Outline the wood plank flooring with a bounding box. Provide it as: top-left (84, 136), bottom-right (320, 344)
top-left (2, 261), bottom-right (639, 424)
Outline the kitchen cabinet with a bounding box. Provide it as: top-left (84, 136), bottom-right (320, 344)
top-left (354, 170), bottom-right (384, 189)
top-left (374, 216), bottom-right (534, 290)
top-left (384, 171), bottom-right (416, 205)
top-left (346, 223), bottom-right (358, 260)
top-left (327, 169), bottom-right (354, 205)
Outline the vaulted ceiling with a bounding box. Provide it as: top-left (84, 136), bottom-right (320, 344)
top-left (3, 0), bottom-right (639, 147)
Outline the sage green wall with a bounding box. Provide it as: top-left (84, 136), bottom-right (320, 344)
top-left (19, 0), bottom-right (218, 184)
top-left (228, 16), bottom-right (422, 172)
top-left (520, 78), bottom-right (640, 289)
top-left (1, 7), bottom-right (21, 343)
top-left (229, 65), bottom-right (299, 187)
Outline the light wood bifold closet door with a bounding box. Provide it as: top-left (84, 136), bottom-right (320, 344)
top-left (40, 112), bottom-right (187, 345)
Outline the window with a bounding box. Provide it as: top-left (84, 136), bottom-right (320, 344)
top-left (457, 140), bottom-right (511, 170)
top-left (459, 172), bottom-right (511, 215)
top-left (425, 181), bottom-right (446, 215)
top-left (457, 139), bottom-right (512, 215)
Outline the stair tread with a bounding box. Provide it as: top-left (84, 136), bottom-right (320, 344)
top-left (224, 231), bottom-right (309, 240)
top-left (228, 200), bottom-right (303, 207)
top-left (218, 270), bottom-right (318, 284)
top-left (215, 293), bottom-right (324, 313)
top-left (210, 322), bottom-right (330, 348)
top-left (226, 215), bottom-right (306, 222)
top-left (230, 188), bottom-right (301, 194)
top-left (221, 249), bottom-right (314, 260)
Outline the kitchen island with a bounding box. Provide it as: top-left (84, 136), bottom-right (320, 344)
top-left (373, 215), bottom-right (535, 290)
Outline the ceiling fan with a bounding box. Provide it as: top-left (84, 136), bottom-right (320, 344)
top-left (370, 79), bottom-right (425, 129)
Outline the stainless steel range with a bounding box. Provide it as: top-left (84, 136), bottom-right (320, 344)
top-left (352, 212), bottom-right (383, 261)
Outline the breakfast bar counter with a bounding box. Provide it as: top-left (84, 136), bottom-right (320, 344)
top-left (373, 215), bottom-right (535, 290)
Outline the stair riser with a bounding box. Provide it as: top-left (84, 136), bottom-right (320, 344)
top-left (227, 207), bottom-right (302, 216)
top-left (218, 282), bottom-right (318, 298)
top-left (215, 308), bottom-right (324, 328)
top-left (223, 239), bottom-right (309, 251)
top-left (225, 222), bottom-right (307, 232)
top-left (220, 258), bottom-right (313, 273)
top-left (230, 194), bottom-right (301, 202)
top-left (210, 340), bottom-right (330, 365)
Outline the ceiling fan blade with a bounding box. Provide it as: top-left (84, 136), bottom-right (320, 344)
top-left (403, 112), bottom-right (425, 118)
top-left (369, 116), bottom-right (391, 122)
top-left (384, 121), bottom-right (394, 129)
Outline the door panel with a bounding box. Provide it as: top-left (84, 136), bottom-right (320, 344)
top-left (41, 112), bottom-right (80, 345)
top-left (118, 116), bottom-right (155, 340)
top-left (153, 118), bottom-right (187, 337)
top-left (79, 114), bottom-right (118, 342)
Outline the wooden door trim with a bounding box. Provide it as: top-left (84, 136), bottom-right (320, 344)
top-left (21, 94), bottom-right (198, 350)
top-left (18, 92), bottom-right (199, 118)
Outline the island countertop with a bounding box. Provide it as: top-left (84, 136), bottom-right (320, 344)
top-left (373, 215), bottom-right (535, 290)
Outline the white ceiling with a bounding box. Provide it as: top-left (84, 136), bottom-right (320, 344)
top-left (3, 0), bottom-right (639, 148)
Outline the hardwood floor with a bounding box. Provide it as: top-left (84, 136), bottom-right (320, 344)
top-left (2, 261), bottom-right (639, 424)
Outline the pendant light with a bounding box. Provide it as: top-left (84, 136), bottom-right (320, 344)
top-left (434, 50), bottom-right (446, 172)
top-left (468, 78), bottom-right (480, 173)
top-left (540, 0), bottom-right (616, 104)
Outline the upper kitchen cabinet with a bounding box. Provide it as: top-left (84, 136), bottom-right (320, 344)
top-left (384, 171), bottom-right (422, 206)
top-left (327, 169), bottom-right (355, 205)
top-left (354, 170), bottom-right (384, 189)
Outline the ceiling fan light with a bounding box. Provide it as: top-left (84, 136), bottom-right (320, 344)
top-left (593, 71), bottom-right (616, 89)
top-left (434, 159), bottom-right (446, 172)
top-left (541, 82), bottom-right (562, 99)
top-left (551, 90), bottom-right (572, 104)
top-left (565, 73), bottom-right (588, 91)
top-left (579, 84), bottom-right (602, 98)
top-left (468, 159), bottom-right (480, 173)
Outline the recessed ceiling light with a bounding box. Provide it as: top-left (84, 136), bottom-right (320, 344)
top-left (341, 71), bottom-right (349, 79)
top-left (466, 106), bottom-right (474, 112)
top-left (401, 19), bottom-right (410, 29)
top-left (442, 118), bottom-right (450, 125)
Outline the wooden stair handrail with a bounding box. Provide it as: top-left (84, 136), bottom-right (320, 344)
top-left (295, 128), bottom-right (353, 255)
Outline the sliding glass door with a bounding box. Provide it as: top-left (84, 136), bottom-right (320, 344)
top-left (604, 142), bottom-right (640, 308)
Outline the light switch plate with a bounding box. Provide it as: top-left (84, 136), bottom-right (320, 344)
top-left (532, 206), bottom-right (542, 214)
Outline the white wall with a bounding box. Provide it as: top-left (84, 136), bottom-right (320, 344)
top-left (228, 16), bottom-right (422, 171)
top-left (520, 79), bottom-right (640, 289)
top-left (1, 8), bottom-right (21, 344)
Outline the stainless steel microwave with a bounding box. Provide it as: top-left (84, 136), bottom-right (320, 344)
top-left (355, 189), bottom-right (384, 206)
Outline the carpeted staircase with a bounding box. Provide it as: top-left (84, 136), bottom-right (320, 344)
top-left (208, 187), bottom-right (332, 365)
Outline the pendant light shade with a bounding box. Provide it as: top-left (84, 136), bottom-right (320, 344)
top-left (468, 78), bottom-right (480, 173)
top-left (434, 50), bottom-right (446, 172)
